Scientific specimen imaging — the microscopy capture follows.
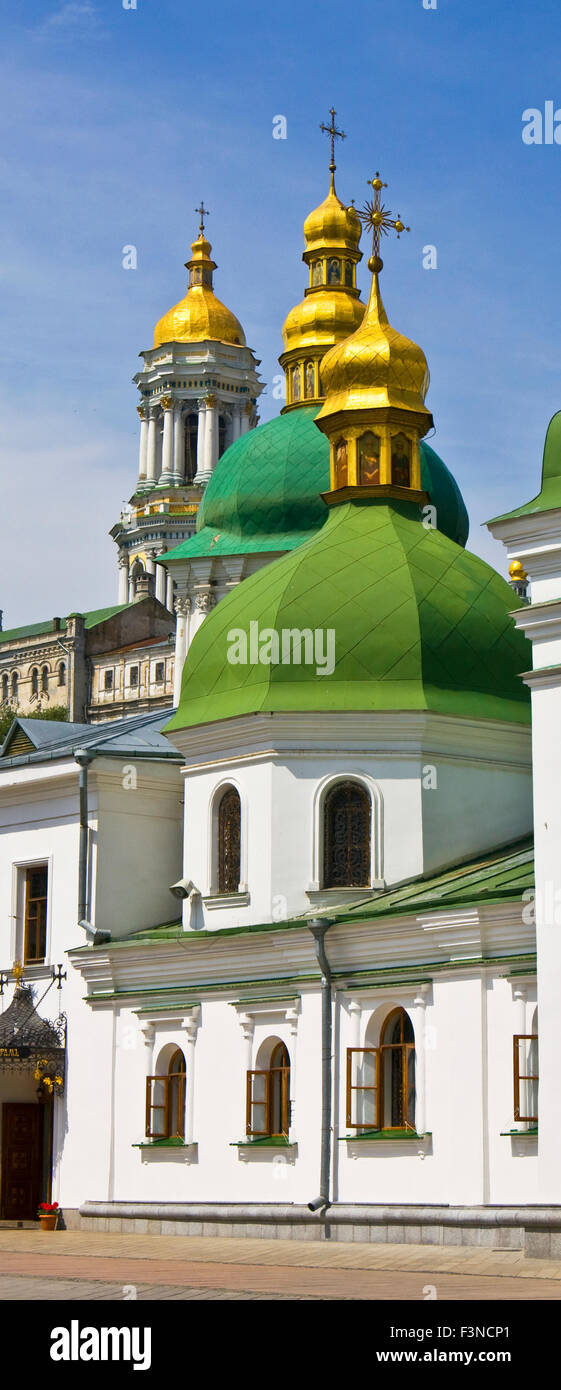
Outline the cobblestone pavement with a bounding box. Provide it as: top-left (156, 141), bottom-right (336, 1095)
top-left (1, 1230), bottom-right (561, 1300)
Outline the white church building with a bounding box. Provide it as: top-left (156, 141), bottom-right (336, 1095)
top-left (1, 158), bottom-right (560, 1254)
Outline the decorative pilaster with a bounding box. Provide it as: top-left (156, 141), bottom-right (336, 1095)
top-left (137, 406), bottom-right (148, 488)
top-left (412, 986), bottom-right (429, 1137)
top-left (140, 1022), bottom-right (155, 1075)
top-left (231, 411), bottom-right (242, 443)
top-left (181, 1007), bottom-right (201, 1145)
top-left (159, 396), bottom-right (175, 484)
top-left (173, 595), bottom-right (191, 706)
top-left (239, 1014), bottom-right (255, 1138)
top-left (240, 401), bottom-right (252, 435)
top-left (117, 550), bottom-right (129, 605)
top-left (146, 409), bottom-right (158, 489)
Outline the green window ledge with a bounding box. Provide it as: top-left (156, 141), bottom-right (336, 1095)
top-left (500, 1128), bottom-right (538, 1137)
top-left (230, 1137), bottom-right (296, 1148)
top-left (339, 1130), bottom-right (432, 1142)
top-left (132, 1138), bottom-right (195, 1149)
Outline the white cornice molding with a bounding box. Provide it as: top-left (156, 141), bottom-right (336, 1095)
top-left (172, 710), bottom-right (531, 769)
top-left (70, 901), bottom-right (534, 1000)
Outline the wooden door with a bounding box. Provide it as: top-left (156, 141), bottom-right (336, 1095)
top-left (1, 1104), bottom-right (43, 1220)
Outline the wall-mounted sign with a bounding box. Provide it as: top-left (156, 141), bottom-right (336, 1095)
top-left (0, 1045), bottom-right (31, 1060)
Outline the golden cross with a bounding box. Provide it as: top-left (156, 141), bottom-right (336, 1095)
top-left (320, 107), bottom-right (346, 177)
top-left (357, 172), bottom-right (410, 270)
top-left (11, 960), bottom-right (24, 988)
top-left (195, 202), bottom-right (210, 237)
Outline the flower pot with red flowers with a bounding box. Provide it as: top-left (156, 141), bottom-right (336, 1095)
top-left (38, 1202), bottom-right (59, 1230)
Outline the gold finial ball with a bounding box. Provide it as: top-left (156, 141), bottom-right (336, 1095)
top-left (394, 219), bottom-right (405, 234)
top-left (372, 176), bottom-right (383, 191)
top-left (508, 560), bottom-right (528, 581)
top-left (368, 254), bottom-right (384, 273)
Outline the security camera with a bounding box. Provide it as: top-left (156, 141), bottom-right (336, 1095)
top-left (169, 877), bottom-right (200, 900)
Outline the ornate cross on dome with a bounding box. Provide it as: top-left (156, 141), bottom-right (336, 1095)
top-left (11, 959), bottom-right (24, 988)
top-left (195, 202), bottom-right (210, 237)
top-left (358, 173), bottom-right (410, 271)
top-left (320, 107), bottom-right (346, 178)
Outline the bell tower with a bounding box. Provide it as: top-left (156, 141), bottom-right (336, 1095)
top-left (110, 207), bottom-right (263, 609)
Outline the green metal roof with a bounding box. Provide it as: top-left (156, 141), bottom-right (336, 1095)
top-left (162, 408), bottom-right (469, 563)
top-left (166, 496), bottom-right (531, 732)
top-left (78, 835), bottom-right (534, 953)
top-left (330, 837), bottom-right (534, 922)
top-left (488, 409), bottom-right (561, 523)
top-left (0, 603), bottom-right (130, 646)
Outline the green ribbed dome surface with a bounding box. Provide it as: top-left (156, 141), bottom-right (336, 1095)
top-left (163, 407), bottom-right (469, 561)
top-left (166, 498), bottom-right (530, 732)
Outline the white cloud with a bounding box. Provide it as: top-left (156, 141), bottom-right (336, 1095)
top-left (37, 3), bottom-right (102, 34)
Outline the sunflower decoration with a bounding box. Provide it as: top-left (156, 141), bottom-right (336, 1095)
top-left (357, 173), bottom-right (410, 272)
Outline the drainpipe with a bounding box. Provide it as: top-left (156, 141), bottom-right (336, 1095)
top-left (74, 749), bottom-right (111, 945)
top-left (74, 749), bottom-right (92, 930)
top-left (308, 918), bottom-right (333, 1214)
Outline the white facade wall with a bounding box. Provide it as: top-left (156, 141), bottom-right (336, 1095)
top-left (173, 712), bottom-right (532, 931)
top-left (61, 954), bottom-right (538, 1210)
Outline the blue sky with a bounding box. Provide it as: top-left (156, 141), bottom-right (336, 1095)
top-left (2, 0), bottom-right (561, 624)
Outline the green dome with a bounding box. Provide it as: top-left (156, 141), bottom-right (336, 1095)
top-left (164, 407), bottom-right (469, 562)
top-left (166, 498), bottom-right (531, 733)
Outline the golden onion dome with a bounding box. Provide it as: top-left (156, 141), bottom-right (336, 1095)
top-left (280, 171), bottom-right (364, 369)
top-left (508, 559), bottom-right (528, 581)
top-left (282, 288), bottom-right (364, 353)
top-left (153, 233), bottom-right (246, 349)
top-left (303, 180), bottom-right (362, 254)
top-left (317, 267), bottom-right (431, 420)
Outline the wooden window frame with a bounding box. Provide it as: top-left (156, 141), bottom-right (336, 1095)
top-left (380, 1007), bottom-right (416, 1132)
top-left (346, 1047), bottom-right (380, 1130)
top-left (23, 865), bottom-right (48, 964)
top-left (513, 1033), bottom-right (538, 1123)
top-left (145, 1049), bottom-right (186, 1140)
top-left (246, 1054), bottom-right (291, 1139)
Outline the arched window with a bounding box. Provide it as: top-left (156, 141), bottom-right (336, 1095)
top-left (31, 668), bottom-right (39, 698)
top-left (11, 672), bottom-right (18, 700)
top-left (327, 257), bottom-right (341, 284)
top-left (391, 432), bottom-right (411, 487)
top-left (247, 1040), bottom-right (291, 1138)
top-left (218, 787), bottom-right (241, 894)
top-left (344, 260), bottom-right (353, 286)
top-left (358, 431), bottom-right (381, 485)
top-left (323, 780), bottom-right (371, 888)
top-left (145, 1047), bottom-right (186, 1140)
top-left (312, 259), bottom-right (323, 286)
top-left (41, 666), bottom-right (49, 694)
top-left (1, 673), bottom-right (8, 704)
top-left (305, 362), bottom-right (315, 399)
top-left (58, 662), bottom-right (66, 687)
top-left (292, 365), bottom-right (301, 402)
top-left (346, 1007), bottom-right (416, 1133)
top-left (380, 1008), bottom-right (415, 1130)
